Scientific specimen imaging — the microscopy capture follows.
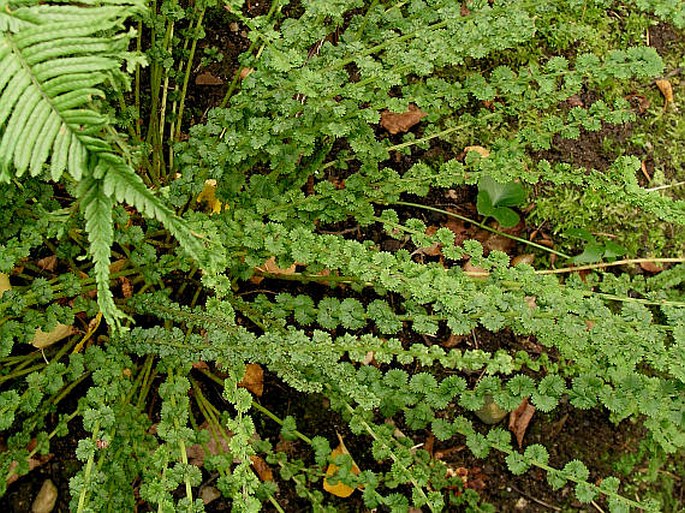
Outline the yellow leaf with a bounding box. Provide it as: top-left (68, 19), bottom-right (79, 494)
top-left (196, 179), bottom-right (223, 215)
top-left (655, 78), bottom-right (674, 110)
top-left (323, 434), bottom-right (361, 498)
top-left (0, 273), bottom-right (10, 297)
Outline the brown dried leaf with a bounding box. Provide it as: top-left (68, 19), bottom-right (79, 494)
top-left (655, 78), bottom-right (675, 110)
top-left (639, 261), bottom-right (663, 273)
top-left (508, 398), bottom-right (536, 448)
top-left (238, 363), bottom-right (264, 397)
top-left (6, 451), bottom-right (53, 486)
top-left (37, 255), bottom-right (57, 272)
top-left (511, 254), bottom-right (535, 266)
top-left (380, 104), bottom-right (427, 134)
top-left (442, 333), bottom-right (465, 348)
top-left (257, 256), bottom-right (297, 276)
top-left (250, 455), bottom-right (274, 481)
top-left (186, 421), bottom-right (231, 467)
top-left (195, 71), bottom-right (224, 85)
top-left (463, 145), bottom-right (490, 158)
top-left (239, 67), bottom-right (254, 80)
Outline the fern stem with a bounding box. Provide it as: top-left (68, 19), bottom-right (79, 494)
top-left (392, 201), bottom-right (571, 259)
top-left (173, 8), bottom-right (206, 146)
top-left (537, 257), bottom-right (685, 274)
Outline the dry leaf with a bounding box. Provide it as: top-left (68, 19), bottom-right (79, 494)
top-left (119, 276), bottom-right (133, 298)
top-left (442, 333), bottom-right (465, 348)
top-left (508, 398), bottom-right (536, 448)
top-left (6, 448), bottom-right (53, 486)
top-left (186, 421), bottom-right (231, 467)
top-left (511, 254), bottom-right (535, 266)
top-left (200, 486), bottom-right (221, 505)
top-left (323, 433), bottom-right (361, 498)
top-left (250, 455), bottom-right (274, 481)
top-left (238, 363), bottom-right (264, 397)
top-left (639, 261), bottom-right (663, 273)
top-left (32, 324), bottom-right (76, 349)
top-left (196, 179), bottom-right (223, 215)
top-left (462, 145), bottom-right (490, 158)
top-left (257, 256), bottom-right (297, 276)
top-left (37, 255), bottom-right (57, 272)
top-left (380, 104), bottom-right (427, 134)
top-left (655, 78), bottom-right (675, 110)
top-left (195, 71), bottom-right (224, 85)
top-left (0, 273), bottom-right (10, 297)
top-left (239, 67), bottom-right (254, 80)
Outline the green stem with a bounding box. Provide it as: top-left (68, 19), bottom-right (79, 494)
top-left (392, 200), bottom-right (571, 259)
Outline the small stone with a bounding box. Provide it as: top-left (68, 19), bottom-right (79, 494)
top-left (229, 21), bottom-right (239, 32)
top-left (514, 497), bottom-right (529, 509)
top-left (31, 479), bottom-right (58, 513)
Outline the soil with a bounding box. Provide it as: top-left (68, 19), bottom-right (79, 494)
top-left (2, 6), bottom-right (683, 513)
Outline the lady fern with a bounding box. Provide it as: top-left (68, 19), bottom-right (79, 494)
top-left (0, 0), bottom-right (203, 328)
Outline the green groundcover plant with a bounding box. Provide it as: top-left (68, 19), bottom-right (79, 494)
top-left (1, 0), bottom-right (684, 511)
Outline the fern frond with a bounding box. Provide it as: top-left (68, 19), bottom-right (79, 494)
top-left (78, 173), bottom-right (129, 330)
top-left (0, 0), bottom-right (143, 181)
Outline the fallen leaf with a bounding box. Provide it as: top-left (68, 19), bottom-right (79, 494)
top-left (239, 67), bottom-right (254, 80)
top-left (0, 273), bottom-right (10, 297)
top-left (511, 254), bottom-right (535, 266)
top-left (508, 398), bottom-right (536, 448)
top-left (442, 333), bottom-right (465, 348)
top-left (6, 450), bottom-right (53, 486)
top-left (31, 478), bottom-right (58, 513)
top-left (655, 78), bottom-right (675, 111)
top-left (256, 256), bottom-right (297, 276)
top-left (566, 94), bottom-right (584, 108)
top-left (639, 261), bottom-right (663, 273)
top-left (196, 179), bottom-right (223, 215)
top-left (238, 363), bottom-right (264, 397)
top-left (119, 276), bottom-right (133, 298)
top-left (250, 455), bottom-right (274, 481)
top-left (462, 145), bottom-right (490, 158)
top-left (380, 104), bottom-right (427, 134)
top-left (323, 433), bottom-right (361, 498)
top-left (186, 421), bottom-right (231, 467)
top-left (195, 71), bottom-right (224, 85)
top-left (32, 324), bottom-right (76, 349)
top-left (37, 255), bottom-right (57, 272)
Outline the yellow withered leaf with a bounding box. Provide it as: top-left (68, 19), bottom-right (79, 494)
top-left (196, 179), bottom-right (223, 215)
top-left (655, 79), bottom-right (675, 111)
top-left (0, 273), bottom-right (10, 297)
top-left (323, 434), bottom-right (361, 498)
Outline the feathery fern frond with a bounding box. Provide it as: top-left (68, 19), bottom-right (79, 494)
top-left (1, 0), bottom-right (207, 329)
top-left (0, 0), bottom-right (142, 182)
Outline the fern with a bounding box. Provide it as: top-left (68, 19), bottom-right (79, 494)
top-left (0, 0), bottom-right (204, 328)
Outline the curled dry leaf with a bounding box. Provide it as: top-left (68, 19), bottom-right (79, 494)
top-left (250, 455), bottom-right (274, 481)
top-left (655, 78), bottom-right (676, 111)
top-left (323, 433), bottom-right (361, 498)
top-left (508, 398), bottom-right (536, 448)
top-left (37, 255), bottom-right (57, 272)
top-left (238, 363), bottom-right (264, 397)
top-left (639, 261), bottom-right (663, 273)
top-left (462, 145), bottom-right (490, 158)
top-left (380, 104), bottom-right (427, 134)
